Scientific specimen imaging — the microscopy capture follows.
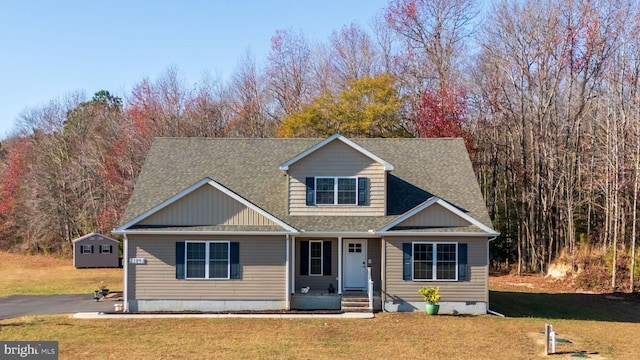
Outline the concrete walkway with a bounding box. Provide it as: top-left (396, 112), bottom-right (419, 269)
top-left (0, 295), bottom-right (373, 320)
top-left (73, 311), bottom-right (374, 319)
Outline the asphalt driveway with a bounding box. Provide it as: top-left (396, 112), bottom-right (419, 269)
top-left (0, 294), bottom-right (120, 320)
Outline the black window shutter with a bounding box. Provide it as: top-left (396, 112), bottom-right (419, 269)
top-left (230, 242), bottom-right (240, 279)
top-left (357, 177), bottom-right (368, 205)
top-left (306, 177), bottom-right (315, 205)
top-left (458, 243), bottom-right (468, 281)
top-left (323, 241), bottom-right (332, 276)
top-left (90, 245), bottom-right (94, 254)
top-left (300, 241), bottom-right (309, 275)
top-left (109, 245), bottom-right (113, 253)
top-left (176, 242), bottom-right (185, 279)
top-left (402, 243), bottom-right (412, 281)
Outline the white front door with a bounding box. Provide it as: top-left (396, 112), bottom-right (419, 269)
top-left (343, 240), bottom-right (367, 290)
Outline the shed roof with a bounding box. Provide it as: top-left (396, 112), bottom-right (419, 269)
top-left (72, 232), bottom-right (119, 243)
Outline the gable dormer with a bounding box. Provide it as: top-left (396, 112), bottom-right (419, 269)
top-left (280, 135), bottom-right (392, 216)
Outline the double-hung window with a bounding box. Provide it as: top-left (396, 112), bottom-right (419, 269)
top-left (185, 241), bottom-right (230, 279)
top-left (315, 177), bottom-right (357, 205)
top-left (413, 242), bottom-right (457, 281)
top-left (309, 240), bottom-right (323, 275)
top-left (100, 244), bottom-right (112, 254)
top-left (315, 178), bottom-right (336, 205)
top-left (81, 245), bottom-right (93, 254)
top-left (299, 240), bottom-right (332, 276)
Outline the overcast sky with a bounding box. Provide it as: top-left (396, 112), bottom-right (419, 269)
top-left (0, 0), bottom-right (390, 138)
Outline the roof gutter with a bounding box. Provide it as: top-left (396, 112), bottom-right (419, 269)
top-left (114, 229), bottom-right (502, 237)
top-left (374, 231), bottom-right (501, 237)
top-left (112, 229), bottom-right (299, 236)
top-left (293, 230), bottom-right (380, 238)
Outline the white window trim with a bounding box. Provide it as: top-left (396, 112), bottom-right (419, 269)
top-left (309, 240), bottom-right (323, 276)
top-left (100, 244), bottom-right (112, 254)
top-left (315, 176), bottom-right (358, 205)
top-left (185, 240), bottom-right (230, 280)
top-left (81, 245), bottom-right (92, 254)
top-left (412, 242), bottom-right (458, 282)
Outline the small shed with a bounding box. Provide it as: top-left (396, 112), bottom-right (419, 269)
top-left (73, 233), bottom-right (120, 268)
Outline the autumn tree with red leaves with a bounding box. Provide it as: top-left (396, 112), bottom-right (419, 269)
top-left (416, 84), bottom-right (469, 143)
top-left (0, 137), bottom-right (33, 248)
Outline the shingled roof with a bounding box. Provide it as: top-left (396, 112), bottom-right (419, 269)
top-left (119, 137), bottom-right (494, 233)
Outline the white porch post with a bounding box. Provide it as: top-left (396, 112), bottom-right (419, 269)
top-left (285, 235), bottom-right (290, 310)
top-left (123, 234), bottom-right (129, 312)
top-left (367, 267), bottom-right (373, 309)
top-left (291, 236), bottom-right (296, 294)
top-left (338, 236), bottom-right (343, 295)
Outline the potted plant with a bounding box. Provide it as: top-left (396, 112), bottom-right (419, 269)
top-left (418, 286), bottom-right (440, 315)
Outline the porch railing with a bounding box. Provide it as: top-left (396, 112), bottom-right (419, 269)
top-left (367, 266), bottom-right (373, 310)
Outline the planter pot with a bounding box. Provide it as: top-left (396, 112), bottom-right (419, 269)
top-left (425, 303), bottom-right (440, 315)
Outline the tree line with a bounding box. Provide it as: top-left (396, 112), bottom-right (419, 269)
top-left (1, 0), bottom-right (640, 289)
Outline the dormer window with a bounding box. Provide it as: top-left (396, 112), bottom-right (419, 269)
top-left (306, 177), bottom-right (368, 206)
top-left (316, 177), bottom-right (356, 205)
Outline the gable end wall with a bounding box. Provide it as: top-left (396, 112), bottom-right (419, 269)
top-left (74, 236), bottom-right (120, 268)
top-left (139, 185), bottom-right (277, 227)
top-left (397, 203), bottom-right (470, 228)
top-left (288, 141), bottom-right (386, 216)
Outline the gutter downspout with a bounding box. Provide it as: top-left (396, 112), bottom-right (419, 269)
top-left (285, 234), bottom-right (290, 310)
top-left (123, 234), bottom-right (129, 312)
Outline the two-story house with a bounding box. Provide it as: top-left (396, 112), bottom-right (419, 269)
top-left (113, 134), bottom-right (498, 314)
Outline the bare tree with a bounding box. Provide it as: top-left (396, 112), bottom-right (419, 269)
top-left (475, 0), bottom-right (630, 274)
top-left (266, 29), bottom-right (312, 118)
top-left (227, 50), bottom-right (275, 138)
top-left (385, 0), bottom-right (477, 88)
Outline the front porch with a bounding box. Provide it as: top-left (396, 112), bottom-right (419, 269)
top-left (290, 290), bottom-right (381, 312)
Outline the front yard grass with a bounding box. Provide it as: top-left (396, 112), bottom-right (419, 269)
top-left (0, 252), bottom-right (122, 297)
top-left (1, 251), bottom-right (639, 358)
top-left (1, 313), bottom-right (637, 359)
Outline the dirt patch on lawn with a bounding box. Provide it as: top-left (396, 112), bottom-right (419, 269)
top-left (491, 273), bottom-right (579, 293)
top-left (527, 332), bottom-right (606, 359)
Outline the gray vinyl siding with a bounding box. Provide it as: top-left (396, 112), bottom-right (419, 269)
top-left (396, 203), bottom-right (469, 227)
top-left (73, 236), bottom-right (119, 268)
top-left (288, 141), bottom-right (386, 216)
top-left (139, 185), bottom-right (277, 227)
top-left (367, 238), bottom-right (382, 292)
top-left (383, 237), bottom-right (488, 303)
top-left (294, 238), bottom-right (338, 292)
top-left (127, 235), bottom-right (286, 301)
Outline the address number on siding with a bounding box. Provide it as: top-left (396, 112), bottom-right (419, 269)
top-left (129, 258), bottom-right (146, 264)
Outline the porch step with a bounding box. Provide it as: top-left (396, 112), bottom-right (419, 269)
top-left (341, 292), bottom-right (371, 313)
